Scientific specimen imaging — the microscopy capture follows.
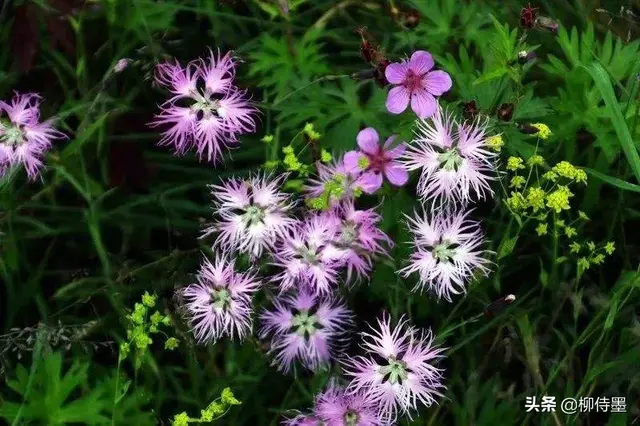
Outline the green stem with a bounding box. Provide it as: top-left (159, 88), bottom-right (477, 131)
top-left (551, 212), bottom-right (559, 287)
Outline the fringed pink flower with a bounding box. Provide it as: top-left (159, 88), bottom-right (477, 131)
top-left (201, 173), bottom-right (296, 259)
top-left (150, 49), bottom-right (257, 164)
top-left (259, 290), bottom-right (353, 373)
top-left (398, 208), bottom-right (492, 301)
top-left (0, 93), bottom-right (65, 180)
top-left (343, 314), bottom-right (446, 424)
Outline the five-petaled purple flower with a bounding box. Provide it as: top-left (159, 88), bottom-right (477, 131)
top-left (344, 127), bottom-right (408, 193)
top-left (150, 49), bottom-right (257, 164)
top-left (260, 290), bottom-right (353, 373)
top-left (385, 51), bottom-right (452, 119)
top-left (0, 93), bottom-right (65, 180)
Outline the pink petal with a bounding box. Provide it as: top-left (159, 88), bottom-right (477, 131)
top-left (409, 51), bottom-right (434, 75)
top-left (343, 150), bottom-right (363, 173)
top-left (356, 128), bottom-right (380, 155)
top-left (386, 86), bottom-right (410, 115)
top-left (384, 162), bottom-right (409, 186)
top-left (411, 90), bottom-right (437, 119)
top-left (385, 62), bottom-right (408, 84)
top-left (424, 70), bottom-right (452, 96)
top-left (385, 140), bottom-right (406, 159)
top-left (357, 171), bottom-right (383, 194)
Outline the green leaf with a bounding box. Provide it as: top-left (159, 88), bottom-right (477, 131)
top-left (585, 168), bottom-right (640, 193)
top-left (585, 62), bottom-right (640, 185)
top-left (473, 67), bottom-right (507, 85)
top-left (497, 235), bottom-right (518, 259)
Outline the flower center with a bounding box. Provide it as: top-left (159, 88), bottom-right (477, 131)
top-left (344, 410), bottom-right (359, 426)
top-left (296, 244), bottom-right (320, 265)
top-left (243, 205), bottom-right (265, 226)
top-left (190, 91), bottom-right (220, 119)
top-left (0, 123), bottom-right (26, 146)
top-left (432, 240), bottom-right (457, 263)
top-left (291, 311), bottom-right (320, 338)
top-left (210, 288), bottom-right (231, 310)
top-left (404, 70), bottom-right (424, 93)
top-left (339, 222), bottom-right (359, 246)
top-left (437, 148), bottom-right (463, 171)
top-left (379, 357), bottom-right (409, 384)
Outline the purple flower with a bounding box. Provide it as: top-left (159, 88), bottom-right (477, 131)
top-left (384, 51), bottom-right (452, 119)
top-left (398, 208), bottom-right (491, 301)
top-left (270, 214), bottom-right (345, 295)
top-left (321, 200), bottom-right (392, 284)
top-left (343, 314), bottom-right (445, 424)
top-left (306, 154), bottom-right (379, 207)
top-left (401, 106), bottom-right (496, 206)
top-left (149, 49), bottom-right (257, 164)
top-left (314, 382), bottom-right (382, 426)
top-left (113, 58), bottom-right (131, 73)
top-left (259, 290), bottom-right (353, 373)
top-left (0, 93), bottom-right (65, 180)
top-left (181, 253), bottom-right (260, 343)
top-left (343, 128), bottom-right (408, 193)
top-left (201, 173), bottom-right (296, 259)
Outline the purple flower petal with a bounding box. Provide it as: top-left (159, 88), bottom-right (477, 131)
top-left (424, 70), bottom-right (452, 96)
top-left (343, 150), bottom-right (363, 173)
top-left (384, 163), bottom-right (409, 186)
top-left (356, 127), bottom-right (380, 155)
top-left (411, 91), bottom-right (437, 119)
top-left (385, 141), bottom-right (406, 159)
top-left (358, 171), bottom-right (383, 194)
top-left (409, 51), bottom-right (434, 75)
top-left (386, 86), bottom-right (410, 114)
top-left (385, 62), bottom-right (409, 84)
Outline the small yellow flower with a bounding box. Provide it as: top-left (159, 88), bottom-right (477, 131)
top-left (486, 135), bottom-right (504, 152)
top-left (260, 134), bottom-right (274, 144)
top-left (172, 412), bottom-right (190, 426)
top-left (604, 241), bottom-right (615, 255)
top-left (303, 122), bottom-right (321, 139)
top-left (527, 154), bottom-right (545, 167)
top-left (320, 149), bottom-right (332, 163)
top-left (535, 222), bottom-right (548, 236)
top-left (282, 145), bottom-right (294, 155)
top-left (591, 253), bottom-right (605, 265)
top-left (564, 226), bottom-right (577, 238)
top-left (510, 175), bottom-right (526, 189)
top-left (164, 337), bottom-right (179, 350)
top-left (506, 191), bottom-right (527, 211)
top-left (221, 387), bottom-right (242, 405)
top-left (578, 257), bottom-right (590, 272)
top-left (546, 186), bottom-right (573, 213)
top-left (555, 219), bottom-right (566, 228)
top-left (569, 242), bottom-right (581, 254)
top-left (542, 171), bottom-right (558, 182)
top-left (526, 187), bottom-right (546, 212)
top-left (142, 291), bottom-right (156, 308)
top-left (531, 123), bottom-right (552, 140)
top-left (506, 156), bottom-right (525, 171)
top-left (586, 241), bottom-right (596, 251)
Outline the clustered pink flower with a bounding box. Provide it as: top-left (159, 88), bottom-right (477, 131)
top-left (259, 290), bottom-right (353, 373)
top-left (201, 173), bottom-right (296, 259)
top-left (150, 49), bottom-right (257, 164)
top-left (0, 93), bottom-right (65, 180)
top-left (305, 155), bottom-right (370, 206)
top-left (385, 50), bottom-right (452, 119)
top-left (342, 314), bottom-right (446, 424)
top-left (181, 253), bottom-right (260, 343)
top-left (399, 208), bottom-right (491, 301)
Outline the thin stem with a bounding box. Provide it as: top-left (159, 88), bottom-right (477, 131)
top-left (272, 75), bottom-right (351, 108)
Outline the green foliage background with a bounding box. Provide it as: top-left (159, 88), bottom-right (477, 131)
top-left (1, 0), bottom-right (640, 425)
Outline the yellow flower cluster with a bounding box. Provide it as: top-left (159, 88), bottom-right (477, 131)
top-left (486, 135), bottom-right (504, 152)
top-left (120, 292), bottom-right (178, 370)
top-left (173, 388), bottom-right (241, 425)
top-left (531, 123), bottom-right (552, 140)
